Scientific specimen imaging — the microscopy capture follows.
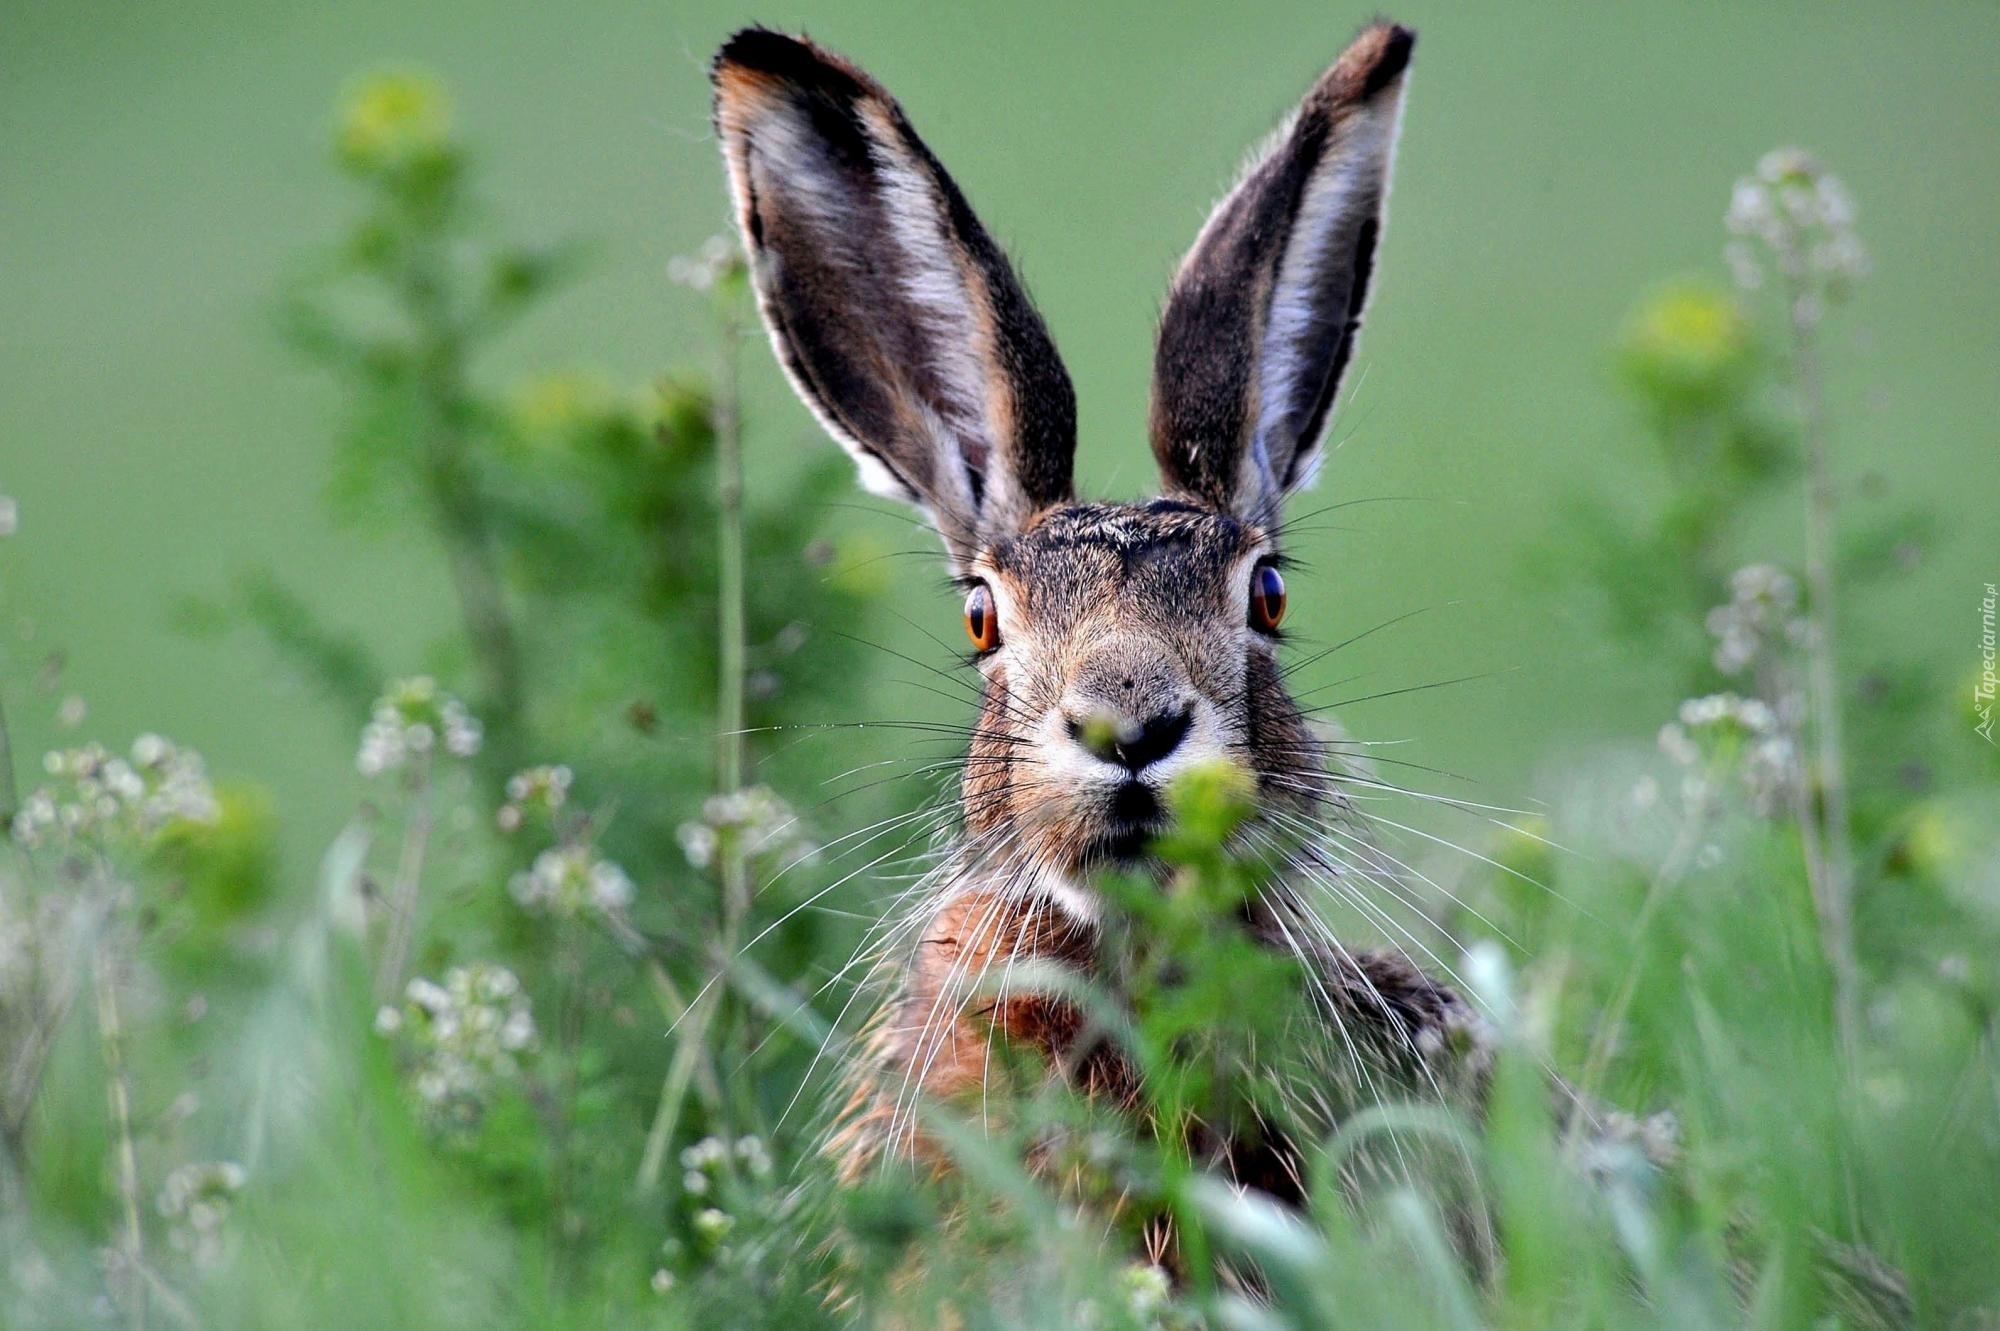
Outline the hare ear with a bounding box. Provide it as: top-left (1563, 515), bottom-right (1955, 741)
top-left (1150, 22), bottom-right (1413, 521)
top-left (711, 29), bottom-right (1076, 565)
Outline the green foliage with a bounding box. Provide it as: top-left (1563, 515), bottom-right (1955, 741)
top-left (0, 72), bottom-right (1995, 1331)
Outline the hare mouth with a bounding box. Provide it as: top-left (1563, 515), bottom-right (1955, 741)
top-left (1081, 780), bottom-right (1164, 867)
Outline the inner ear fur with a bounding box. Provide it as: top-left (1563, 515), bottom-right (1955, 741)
top-left (711, 28), bottom-right (1076, 565)
top-left (1150, 22), bottom-right (1414, 521)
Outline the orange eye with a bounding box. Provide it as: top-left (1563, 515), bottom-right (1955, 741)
top-left (1250, 564), bottom-right (1287, 633)
top-left (964, 582), bottom-right (1001, 652)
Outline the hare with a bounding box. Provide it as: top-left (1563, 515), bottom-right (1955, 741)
top-left (710, 20), bottom-right (1486, 1226)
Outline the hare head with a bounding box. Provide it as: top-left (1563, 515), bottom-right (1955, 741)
top-left (712, 22), bottom-right (1414, 901)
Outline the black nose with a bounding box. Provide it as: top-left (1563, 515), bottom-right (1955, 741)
top-left (1068, 707), bottom-right (1192, 773)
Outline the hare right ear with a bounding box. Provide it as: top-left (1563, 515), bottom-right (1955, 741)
top-left (711, 29), bottom-right (1077, 567)
top-left (1150, 22), bottom-right (1414, 523)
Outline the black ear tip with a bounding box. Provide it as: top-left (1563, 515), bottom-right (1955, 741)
top-left (713, 26), bottom-right (876, 105)
top-left (1358, 21), bottom-right (1416, 98)
top-left (714, 27), bottom-right (811, 77)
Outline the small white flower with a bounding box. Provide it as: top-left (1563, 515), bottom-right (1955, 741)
top-left (156, 1161), bottom-right (247, 1270)
top-left (667, 234), bottom-right (743, 294)
top-left (1707, 564), bottom-right (1805, 677)
top-left (676, 786), bottom-right (816, 875)
top-left (500, 1009), bottom-right (535, 1051)
top-left (356, 677), bottom-right (481, 778)
top-left (497, 764), bottom-right (572, 831)
top-left (1658, 721), bottom-right (1699, 769)
top-left (1723, 147), bottom-right (1867, 303)
top-left (1660, 691), bottom-right (1798, 817)
top-left (734, 1135), bottom-right (772, 1178)
top-left (681, 1137), bottom-right (729, 1172)
top-left (384, 962), bottom-right (537, 1129)
top-left (440, 701), bottom-right (482, 759)
top-left (406, 977), bottom-right (450, 1012)
top-left (509, 842), bottom-right (636, 921)
top-left (675, 822), bottom-right (717, 871)
top-left (10, 735), bottom-right (217, 849)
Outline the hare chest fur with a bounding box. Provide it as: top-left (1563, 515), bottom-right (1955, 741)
top-left (708, 19), bottom-right (1480, 1203)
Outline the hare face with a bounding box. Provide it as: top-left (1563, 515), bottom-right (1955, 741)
top-left (962, 500), bottom-right (1315, 876)
top-left (712, 19), bottom-right (1410, 887)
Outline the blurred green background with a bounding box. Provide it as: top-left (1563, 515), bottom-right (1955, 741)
top-left (4, 0), bottom-right (1996, 867)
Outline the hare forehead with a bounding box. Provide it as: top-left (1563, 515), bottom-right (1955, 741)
top-left (988, 500), bottom-right (1263, 615)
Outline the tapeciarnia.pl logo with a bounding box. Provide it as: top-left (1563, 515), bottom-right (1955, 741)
top-left (1978, 582), bottom-right (1997, 744)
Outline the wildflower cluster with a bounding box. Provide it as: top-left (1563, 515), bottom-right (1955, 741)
top-left (356, 676), bottom-right (482, 778)
top-left (335, 69), bottom-right (454, 179)
top-left (656, 1132), bottom-right (801, 1303)
top-left (156, 1161), bottom-right (247, 1270)
top-left (1658, 693), bottom-right (1798, 816)
top-left (496, 763), bottom-right (573, 833)
top-left (509, 841), bottom-right (635, 921)
top-left (679, 1133), bottom-right (773, 1197)
top-left (1725, 148), bottom-right (1868, 319)
top-left (1706, 563), bottom-right (1811, 677)
top-left (376, 962), bottom-right (536, 1125)
top-left (1618, 280), bottom-right (1754, 413)
top-left (10, 734), bottom-right (218, 850)
top-left (676, 786), bottom-right (815, 874)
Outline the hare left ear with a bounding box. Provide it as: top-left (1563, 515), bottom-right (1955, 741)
top-left (711, 28), bottom-right (1076, 568)
top-left (1150, 22), bottom-right (1414, 522)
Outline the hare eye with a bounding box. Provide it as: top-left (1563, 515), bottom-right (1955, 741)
top-left (964, 583), bottom-right (1001, 652)
top-left (1249, 564), bottom-right (1287, 633)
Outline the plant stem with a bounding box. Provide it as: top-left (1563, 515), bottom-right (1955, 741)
top-left (551, 918), bottom-right (584, 1283)
top-left (93, 934), bottom-right (147, 1331)
top-left (1786, 281), bottom-right (1860, 1059)
top-left (633, 305), bottom-right (756, 1190)
top-left (636, 981), bottom-right (719, 1194)
top-left (3, 976), bottom-right (78, 1191)
top-left (404, 237), bottom-right (525, 755)
top-left (714, 310), bottom-right (748, 806)
top-left (0, 688), bottom-right (18, 827)
top-left (710, 311), bottom-right (759, 1134)
top-left (643, 959), bottom-right (727, 1111)
top-left (375, 769), bottom-right (434, 1004)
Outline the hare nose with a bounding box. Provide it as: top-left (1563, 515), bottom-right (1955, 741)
top-left (1066, 707), bottom-right (1192, 774)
